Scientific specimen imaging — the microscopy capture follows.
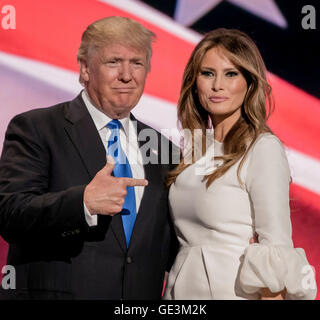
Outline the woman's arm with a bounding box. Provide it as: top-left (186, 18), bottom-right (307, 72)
top-left (239, 134), bottom-right (316, 300)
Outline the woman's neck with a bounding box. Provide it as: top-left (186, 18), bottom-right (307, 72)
top-left (212, 112), bottom-right (241, 142)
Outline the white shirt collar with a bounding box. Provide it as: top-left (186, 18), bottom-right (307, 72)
top-left (81, 90), bottom-right (130, 136)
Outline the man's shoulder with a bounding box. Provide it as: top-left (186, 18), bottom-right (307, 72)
top-left (10, 94), bottom-right (84, 124)
top-left (14, 102), bottom-right (67, 121)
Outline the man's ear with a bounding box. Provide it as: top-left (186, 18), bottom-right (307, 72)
top-left (79, 59), bottom-right (90, 82)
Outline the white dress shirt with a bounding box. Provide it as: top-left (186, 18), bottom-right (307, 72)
top-left (81, 90), bottom-right (145, 226)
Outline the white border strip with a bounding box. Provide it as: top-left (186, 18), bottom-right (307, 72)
top-left (1, 52), bottom-right (319, 196)
top-left (99, 0), bottom-right (202, 44)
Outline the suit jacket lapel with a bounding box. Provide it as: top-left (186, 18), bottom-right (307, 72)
top-left (131, 114), bottom-right (157, 218)
top-left (64, 94), bottom-right (106, 179)
top-left (64, 93), bottom-right (127, 253)
top-left (128, 114), bottom-right (164, 251)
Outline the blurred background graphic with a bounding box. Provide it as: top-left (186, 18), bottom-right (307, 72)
top-left (0, 0), bottom-right (319, 299)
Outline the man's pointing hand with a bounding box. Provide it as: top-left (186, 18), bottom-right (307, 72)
top-left (84, 156), bottom-right (148, 216)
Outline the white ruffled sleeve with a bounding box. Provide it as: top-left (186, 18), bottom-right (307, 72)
top-left (239, 134), bottom-right (317, 299)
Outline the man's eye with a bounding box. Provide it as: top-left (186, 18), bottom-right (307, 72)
top-left (106, 60), bottom-right (117, 65)
top-left (226, 71), bottom-right (238, 77)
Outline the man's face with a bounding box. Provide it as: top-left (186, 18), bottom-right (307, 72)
top-left (80, 43), bottom-right (148, 119)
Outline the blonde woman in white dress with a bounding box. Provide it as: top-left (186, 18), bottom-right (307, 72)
top-left (164, 29), bottom-right (317, 300)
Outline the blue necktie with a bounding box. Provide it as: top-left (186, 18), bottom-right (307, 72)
top-left (107, 119), bottom-right (137, 248)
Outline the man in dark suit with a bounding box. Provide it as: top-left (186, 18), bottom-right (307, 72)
top-left (0, 16), bottom-right (178, 299)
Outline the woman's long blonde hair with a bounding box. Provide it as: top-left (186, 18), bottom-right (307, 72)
top-left (166, 28), bottom-right (274, 188)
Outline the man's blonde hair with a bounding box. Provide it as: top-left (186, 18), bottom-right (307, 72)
top-left (77, 16), bottom-right (156, 83)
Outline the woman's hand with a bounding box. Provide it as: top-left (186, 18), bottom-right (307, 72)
top-left (249, 232), bottom-right (259, 244)
top-left (260, 288), bottom-right (286, 300)
top-left (249, 234), bottom-right (287, 300)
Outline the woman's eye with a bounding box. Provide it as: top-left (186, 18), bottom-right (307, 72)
top-left (200, 70), bottom-right (213, 77)
top-left (226, 71), bottom-right (238, 77)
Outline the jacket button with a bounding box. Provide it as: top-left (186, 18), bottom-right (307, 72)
top-left (126, 256), bottom-right (132, 264)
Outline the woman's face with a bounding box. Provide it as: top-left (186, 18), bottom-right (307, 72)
top-left (196, 46), bottom-right (248, 126)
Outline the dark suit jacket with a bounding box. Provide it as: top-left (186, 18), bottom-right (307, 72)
top-left (0, 94), bottom-right (178, 299)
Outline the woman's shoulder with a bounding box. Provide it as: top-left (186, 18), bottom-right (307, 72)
top-left (254, 132), bottom-right (282, 145)
top-left (245, 132), bottom-right (289, 171)
top-left (243, 132), bottom-right (291, 186)
top-left (249, 132), bottom-right (285, 156)
top-left (244, 132), bottom-right (288, 169)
